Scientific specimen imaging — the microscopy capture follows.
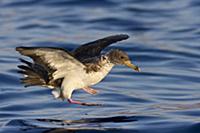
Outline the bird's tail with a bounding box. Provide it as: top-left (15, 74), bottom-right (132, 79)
top-left (17, 58), bottom-right (65, 99)
top-left (17, 58), bottom-right (49, 87)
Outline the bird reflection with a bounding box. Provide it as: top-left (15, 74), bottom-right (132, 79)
top-left (5, 116), bottom-right (137, 133)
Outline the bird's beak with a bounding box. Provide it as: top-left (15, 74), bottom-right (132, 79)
top-left (124, 61), bottom-right (140, 72)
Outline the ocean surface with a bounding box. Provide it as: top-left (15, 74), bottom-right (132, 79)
top-left (0, 0), bottom-right (200, 132)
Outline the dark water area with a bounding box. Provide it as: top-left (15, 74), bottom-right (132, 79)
top-left (0, 0), bottom-right (200, 132)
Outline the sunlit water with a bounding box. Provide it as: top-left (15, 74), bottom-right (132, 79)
top-left (0, 0), bottom-right (200, 133)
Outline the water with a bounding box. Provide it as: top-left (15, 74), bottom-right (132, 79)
top-left (0, 0), bottom-right (200, 132)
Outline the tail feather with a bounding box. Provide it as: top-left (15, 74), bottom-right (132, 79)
top-left (21, 77), bottom-right (46, 87)
top-left (16, 48), bottom-right (65, 99)
top-left (17, 59), bottom-right (48, 87)
top-left (18, 65), bottom-right (38, 77)
top-left (17, 57), bottom-right (65, 100)
top-left (19, 58), bottom-right (32, 65)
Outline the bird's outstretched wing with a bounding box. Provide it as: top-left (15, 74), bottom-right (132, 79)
top-left (73, 34), bottom-right (129, 60)
top-left (16, 47), bottom-right (85, 80)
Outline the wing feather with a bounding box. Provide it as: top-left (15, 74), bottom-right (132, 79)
top-left (16, 47), bottom-right (85, 80)
top-left (73, 34), bottom-right (129, 60)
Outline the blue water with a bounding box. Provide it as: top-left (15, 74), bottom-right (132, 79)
top-left (1, 0), bottom-right (200, 132)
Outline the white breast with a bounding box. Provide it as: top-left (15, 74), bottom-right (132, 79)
top-left (59, 63), bottom-right (113, 99)
top-left (83, 63), bottom-right (114, 86)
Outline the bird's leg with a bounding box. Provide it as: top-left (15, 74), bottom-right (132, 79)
top-left (82, 87), bottom-right (99, 95)
top-left (68, 98), bottom-right (84, 105)
top-left (67, 98), bottom-right (101, 106)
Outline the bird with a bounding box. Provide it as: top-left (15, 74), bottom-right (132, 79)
top-left (16, 34), bottom-right (140, 106)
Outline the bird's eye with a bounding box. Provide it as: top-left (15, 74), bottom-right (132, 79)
top-left (101, 55), bottom-right (107, 60)
top-left (120, 56), bottom-right (124, 59)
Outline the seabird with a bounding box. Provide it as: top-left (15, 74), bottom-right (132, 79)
top-left (16, 34), bottom-right (140, 106)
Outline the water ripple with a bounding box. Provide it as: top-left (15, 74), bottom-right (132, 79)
top-left (1, 0), bottom-right (200, 132)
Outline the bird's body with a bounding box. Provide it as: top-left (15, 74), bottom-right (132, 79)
top-left (16, 34), bottom-right (140, 106)
top-left (60, 56), bottom-right (114, 99)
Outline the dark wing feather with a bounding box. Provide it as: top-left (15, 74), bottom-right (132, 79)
top-left (73, 34), bottom-right (129, 60)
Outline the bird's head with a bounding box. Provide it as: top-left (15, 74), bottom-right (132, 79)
top-left (107, 49), bottom-right (140, 72)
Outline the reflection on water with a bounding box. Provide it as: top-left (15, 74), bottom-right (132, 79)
top-left (5, 116), bottom-right (137, 133)
top-left (1, 0), bottom-right (200, 133)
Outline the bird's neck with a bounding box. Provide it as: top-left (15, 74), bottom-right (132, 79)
top-left (104, 51), bottom-right (117, 65)
top-left (98, 54), bottom-right (115, 73)
top-left (83, 56), bottom-right (114, 86)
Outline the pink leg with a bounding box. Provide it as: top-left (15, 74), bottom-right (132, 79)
top-left (67, 99), bottom-right (101, 106)
top-left (82, 87), bottom-right (99, 95)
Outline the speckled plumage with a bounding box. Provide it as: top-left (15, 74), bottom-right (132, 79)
top-left (16, 34), bottom-right (140, 105)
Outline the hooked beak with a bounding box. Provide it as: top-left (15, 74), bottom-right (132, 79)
top-left (124, 61), bottom-right (140, 72)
